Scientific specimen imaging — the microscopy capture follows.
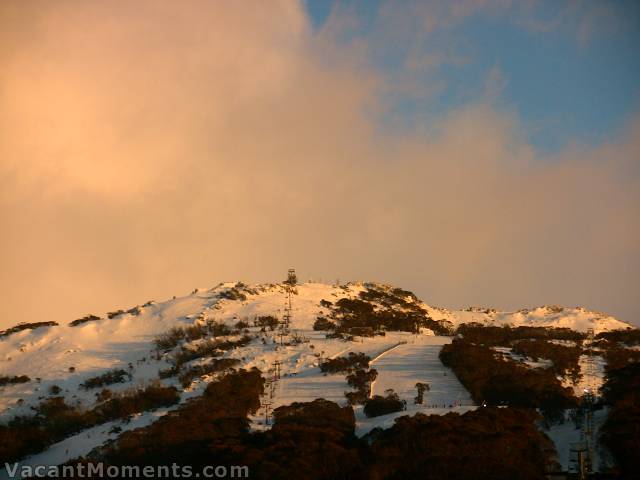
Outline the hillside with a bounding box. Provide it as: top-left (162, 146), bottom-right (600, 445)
top-left (0, 280), bottom-right (636, 478)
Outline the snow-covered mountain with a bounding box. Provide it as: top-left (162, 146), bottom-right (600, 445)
top-left (0, 281), bottom-right (631, 407)
top-left (0, 281), bottom-right (630, 390)
top-left (0, 280), bottom-right (634, 475)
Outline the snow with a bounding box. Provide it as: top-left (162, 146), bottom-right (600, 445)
top-left (492, 346), bottom-right (554, 369)
top-left (0, 280), bottom-right (634, 472)
top-left (247, 332), bottom-right (418, 428)
top-left (562, 354), bottom-right (605, 397)
top-left (544, 408), bottom-right (611, 472)
top-left (355, 334), bottom-right (476, 436)
top-left (426, 303), bottom-right (631, 334)
top-left (0, 410), bottom-right (168, 480)
top-left (368, 335), bottom-right (473, 407)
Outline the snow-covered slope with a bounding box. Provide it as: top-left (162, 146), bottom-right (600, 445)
top-left (425, 303), bottom-right (631, 334)
top-left (0, 280), bottom-right (634, 476)
top-left (0, 280), bottom-right (631, 417)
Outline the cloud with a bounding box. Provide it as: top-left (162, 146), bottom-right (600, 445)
top-left (0, 0), bottom-right (638, 328)
top-left (484, 65), bottom-right (508, 100)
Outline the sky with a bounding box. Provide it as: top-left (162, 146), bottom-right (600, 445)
top-left (0, 0), bottom-right (638, 329)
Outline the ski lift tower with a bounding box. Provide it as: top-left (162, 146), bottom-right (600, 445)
top-left (283, 269), bottom-right (297, 329)
top-left (569, 328), bottom-right (598, 478)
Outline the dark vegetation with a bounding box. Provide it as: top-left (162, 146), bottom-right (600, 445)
top-left (154, 322), bottom-right (235, 351)
top-left (414, 382), bottom-right (429, 404)
top-left (318, 285), bottom-right (453, 337)
top-left (601, 345), bottom-right (640, 371)
top-left (249, 399), bottom-right (364, 480)
top-left (320, 352), bottom-right (370, 374)
top-left (365, 408), bottom-right (557, 480)
top-left (313, 316), bottom-right (335, 331)
top-left (125, 305), bottom-right (143, 316)
top-left (600, 361), bottom-right (640, 477)
top-left (440, 339), bottom-right (577, 423)
top-left (345, 368), bottom-right (378, 405)
top-left (255, 315), bottom-right (279, 331)
top-left (0, 375), bottom-right (30, 387)
top-left (511, 339), bottom-right (582, 382)
top-left (48, 385), bottom-right (62, 395)
top-left (80, 369), bottom-right (130, 390)
top-left (319, 299), bottom-right (333, 308)
top-left (0, 321), bottom-right (58, 338)
top-left (61, 373), bottom-right (557, 480)
top-left (69, 314), bottom-right (102, 327)
top-left (218, 287), bottom-right (247, 302)
top-left (92, 383), bottom-right (179, 422)
top-left (235, 320), bottom-right (250, 329)
top-left (153, 323), bottom-right (252, 383)
top-left (330, 297), bottom-right (451, 335)
top-left (178, 358), bottom-right (240, 388)
top-left (69, 315), bottom-right (102, 327)
top-left (0, 383), bottom-right (179, 464)
top-left (94, 369), bottom-right (263, 467)
top-left (455, 323), bottom-right (585, 344)
top-left (173, 335), bottom-right (252, 368)
top-left (455, 323), bottom-right (586, 385)
top-left (106, 310), bottom-right (125, 319)
top-left (596, 327), bottom-right (640, 346)
top-left (363, 390), bottom-right (406, 418)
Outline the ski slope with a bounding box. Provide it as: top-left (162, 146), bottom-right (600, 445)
top-left (369, 335), bottom-right (473, 407)
top-left (0, 280), bottom-right (634, 475)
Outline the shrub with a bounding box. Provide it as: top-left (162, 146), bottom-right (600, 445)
top-left (174, 336), bottom-right (252, 368)
top-left (159, 366), bottom-right (179, 379)
top-left (325, 332), bottom-right (354, 341)
top-left (178, 358), bottom-right (240, 387)
top-left (107, 310), bottom-right (125, 319)
top-left (255, 315), bottom-right (279, 330)
top-left (95, 383), bottom-right (180, 420)
top-left (69, 315), bottom-right (101, 327)
top-left (207, 320), bottom-right (232, 337)
top-left (313, 317), bottom-right (335, 331)
top-left (363, 390), bottom-right (406, 418)
top-left (126, 306), bottom-right (142, 316)
top-left (0, 375), bottom-right (30, 387)
top-left (183, 324), bottom-right (209, 341)
top-left (235, 320), bottom-right (250, 329)
top-left (218, 288), bottom-right (247, 301)
top-left (95, 389), bottom-right (113, 402)
top-left (48, 385), bottom-right (61, 395)
top-left (155, 322), bottom-right (235, 353)
top-left (154, 327), bottom-right (186, 350)
top-left (320, 352), bottom-right (370, 374)
top-left (319, 299), bottom-right (333, 308)
top-left (0, 321), bottom-right (58, 338)
top-left (80, 369), bottom-right (129, 390)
